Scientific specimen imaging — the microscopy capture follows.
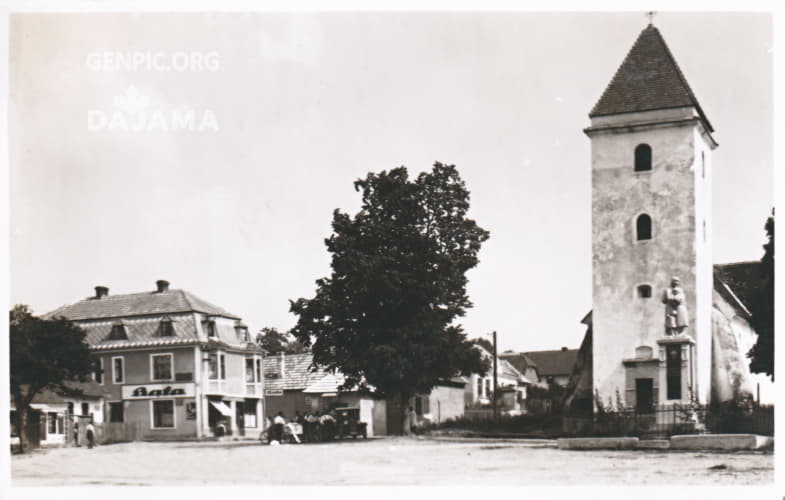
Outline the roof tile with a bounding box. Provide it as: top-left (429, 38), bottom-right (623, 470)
top-left (46, 289), bottom-right (239, 321)
top-left (590, 25), bottom-right (713, 132)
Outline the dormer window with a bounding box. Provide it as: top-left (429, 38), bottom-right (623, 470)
top-left (634, 144), bottom-right (652, 172)
top-left (108, 321), bottom-right (128, 340)
top-left (159, 318), bottom-right (175, 337)
top-left (235, 322), bottom-right (249, 342)
top-left (203, 317), bottom-right (216, 338)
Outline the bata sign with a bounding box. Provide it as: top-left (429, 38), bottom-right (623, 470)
top-left (122, 383), bottom-right (195, 399)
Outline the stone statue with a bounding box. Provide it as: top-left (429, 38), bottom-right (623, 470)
top-left (662, 276), bottom-right (688, 335)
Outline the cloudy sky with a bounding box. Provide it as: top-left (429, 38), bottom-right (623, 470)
top-left (9, 11), bottom-right (773, 352)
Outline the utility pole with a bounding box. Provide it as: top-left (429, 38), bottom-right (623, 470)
top-left (492, 330), bottom-right (498, 421)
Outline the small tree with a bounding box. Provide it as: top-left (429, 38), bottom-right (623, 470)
top-left (748, 209), bottom-right (774, 379)
top-left (10, 305), bottom-right (98, 452)
top-left (470, 337), bottom-right (494, 355)
top-left (290, 163), bottom-right (489, 432)
top-left (255, 326), bottom-right (308, 354)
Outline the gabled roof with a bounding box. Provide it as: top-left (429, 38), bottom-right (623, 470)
top-left (33, 381), bottom-right (104, 403)
top-left (499, 351), bottom-right (538, 373)
top-left (46, 288), bottom-right (240, 321)
top-left (714, 261), bottom-right (761, 317)
top-left (303, 372), bottom-right (347, 394)
top-left (499, 359), bottom-right (532, 385)
top-left (523, 349), bottom-right (579, 377)
top-left (263, 353), bottom-right (328, 391)
top-left (590, 24), bottom-right (713, 132)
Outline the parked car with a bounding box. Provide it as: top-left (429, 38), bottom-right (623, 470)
top-left (335, 407), bottom-right (368, 439)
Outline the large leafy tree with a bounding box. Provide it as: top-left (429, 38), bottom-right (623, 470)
top-left (748, 209), bottom-right (774, 379)
top-left (10, 305), bottom-right (98, 452)
top-left (255, 326), bottom-right (308, 354)
top-left (290, 163), bottom-right (489, 428)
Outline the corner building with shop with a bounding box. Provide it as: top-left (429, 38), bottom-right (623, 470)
top-left (46, 280), bottom-right (265, 440)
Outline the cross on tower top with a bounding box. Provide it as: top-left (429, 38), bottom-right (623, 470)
top-left (646, 11), bottom-right (656, 26)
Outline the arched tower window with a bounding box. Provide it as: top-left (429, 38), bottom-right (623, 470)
top-left (634, 144), bottom-right (652, 172)
top-left (636, 214), bottom-right (652, 241)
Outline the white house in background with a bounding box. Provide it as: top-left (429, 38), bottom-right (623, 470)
top-left (10, 381), bottom-right (104, 448)
top-left (465, 345), bottom-right (532, 413)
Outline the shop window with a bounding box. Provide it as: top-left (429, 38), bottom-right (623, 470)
top-left (666, 345), bottom-right (682, 400)
top-left (48, 412), bottom-right (58, 434)
top-left (151, 353), bottom-right (173, 381)
top-left (113, 356), bottom-right (125, 384)
top-left (244, 399), bottom-right (258, 428)
top-left (159, 318), bottom-right (175, 337)
top-left (636, 214), bottom-right (652, 241)
top-left (108, 322), bottom-right (127, 340)
top-left (152, 400), bottom-right (175, 429)
top-left (637, 285), bottom-right (652, 298)
top-left (634, 144), bottom-right (652, 172)
top-left (109, 402), bottom-right (124, 423)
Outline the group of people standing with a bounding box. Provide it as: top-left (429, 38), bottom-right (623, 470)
top-left (72, 419), bottom-right (97, 449)
top-left (265, 410), bottom-right (339, 444)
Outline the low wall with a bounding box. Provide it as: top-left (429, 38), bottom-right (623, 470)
top-left (670, 434), bottom-right (773, 450)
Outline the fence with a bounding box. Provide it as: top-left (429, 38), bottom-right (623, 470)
top-left (463, 409), bottom-right (494, 421)
top-left (567, 402), bottom-right (774, 438)
top-left (99, 422), bottom-right (140, 444)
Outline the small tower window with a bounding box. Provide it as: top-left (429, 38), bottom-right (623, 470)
top-left (701, 151), bottom-right (705, 178)
top-left (637, 285), bottom-right (652, 298)
top-left (636, 214), bottom-right (652, 241)
top-left (634, 144), bottom-right (652, 172)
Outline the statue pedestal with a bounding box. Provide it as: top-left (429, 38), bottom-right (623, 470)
top-left (657, 334), bottom-right (695, 404)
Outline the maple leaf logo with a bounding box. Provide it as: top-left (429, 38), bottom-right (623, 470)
top-left (112, 86), bottom-right (150, 116)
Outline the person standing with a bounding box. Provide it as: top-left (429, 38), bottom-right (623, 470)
top-left (85, 419), bottom-right (96, 449)
top-left (408, 406), bottom-right (418, 436)
top-left (272, 411), bottom-right (286, 443)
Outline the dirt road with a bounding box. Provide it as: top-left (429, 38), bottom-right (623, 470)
top-left (11, 437), bottom-right (773, 486)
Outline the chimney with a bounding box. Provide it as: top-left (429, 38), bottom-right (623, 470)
top-left (561, 346), bottom-right (568, 351)
top-left (156, 280), bottom-right (170, 293)
top-left (94, 286), bottom-right (109, 299)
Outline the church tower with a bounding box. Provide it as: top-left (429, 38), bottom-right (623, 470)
top-left (585, 24), bottom-right (717, 409)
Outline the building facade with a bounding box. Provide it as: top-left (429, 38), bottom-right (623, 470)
top-left (586, 24), bottom-right (716, 408)
top-left (46, 280), bottom-right (265, 440)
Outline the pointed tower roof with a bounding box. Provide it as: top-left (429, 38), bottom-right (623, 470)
top-left (590, 25), bottom-right (713, 132)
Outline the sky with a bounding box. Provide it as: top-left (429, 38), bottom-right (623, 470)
top-left (8, 11), bottom-right (774, 353)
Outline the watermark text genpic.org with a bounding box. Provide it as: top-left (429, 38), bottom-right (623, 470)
top-left (86, 51), bottom-right (220, 72)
